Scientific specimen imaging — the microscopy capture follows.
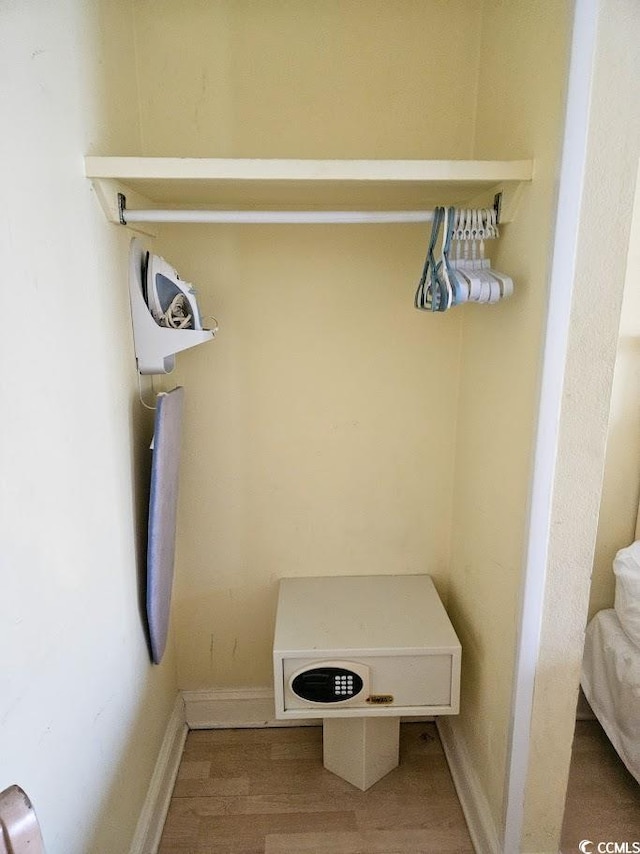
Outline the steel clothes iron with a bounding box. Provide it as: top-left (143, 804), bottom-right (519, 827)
top-left (144, 251), bottom-right (203, 330)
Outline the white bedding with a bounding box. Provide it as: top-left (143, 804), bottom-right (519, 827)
top-left (582, 608), bottom-right (640, 784)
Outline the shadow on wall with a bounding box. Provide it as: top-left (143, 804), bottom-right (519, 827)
top-left (130, 390), bottom-right (155, 661)
top-left (590, 334), bottom-right (640, 618)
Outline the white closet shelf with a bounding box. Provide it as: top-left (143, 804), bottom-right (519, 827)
top-left (85, 157), bottom-right (533, 231)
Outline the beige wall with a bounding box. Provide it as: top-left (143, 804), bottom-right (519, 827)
top-left (523, 1), bottom-right (640, 850)
top-left (155, 223), bottom-right (462, 687)
top-left (0, 3), bottom-right (178, 852)
top-left (445, 0), bottom-right (572, 838)
top-left (131, 0), bottom-right (486, 689)
top-left (589, 159), bottom-right (640, 618)
top-left (133, 0), bottom-right (483, 159)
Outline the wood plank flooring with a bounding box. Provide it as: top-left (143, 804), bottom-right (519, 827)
top-left (158, 722), bottom-right (475, 854)
top-left (561, 719), bottom-right (640, 853)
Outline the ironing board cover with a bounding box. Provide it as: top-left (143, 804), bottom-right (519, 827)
top-left (147, 387), bottom-right (184, 664)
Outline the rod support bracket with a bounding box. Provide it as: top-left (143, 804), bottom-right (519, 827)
top-left (493, 191), bottom-right (503, 224)
top-left (118, 192), bottom-right (128, 225)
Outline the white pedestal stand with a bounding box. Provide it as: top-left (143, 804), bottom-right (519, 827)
top-left (323, 716), bottom-right (400, 790)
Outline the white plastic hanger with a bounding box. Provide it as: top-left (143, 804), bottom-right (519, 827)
top-left (417, 206), bottom-right (514, 311)
top-left (453, 210), bottom-right (483, 300)
top-left (473, 212), bottom-right (502, 303)
top-left (441, 206), bottom-right (466, 306)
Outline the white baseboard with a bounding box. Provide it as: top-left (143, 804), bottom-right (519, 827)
top-left (181, 686), bottom-right (435, 729)
top-left (182, 686), bottom-right (322, 729)
top-left (130, 688), bottom-right (444, 852)
top-left (129, 693), bottom-right (188, 854)
top-left (437, 717), bottom-right (501, 854)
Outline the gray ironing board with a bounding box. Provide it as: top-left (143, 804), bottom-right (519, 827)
top-left (147, 387), bottom-right (185, 664)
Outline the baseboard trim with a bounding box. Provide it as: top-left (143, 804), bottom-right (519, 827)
top-left (129, 693), bottom-right (187, 854)
top-left (437, 717), bottom-right (501, 854)
top-left (182, 686), bottom-right (322, 729)
top-left (130, 688), bottom-right (442, 850)
top-left (182, 687), bottom-right (435, 729)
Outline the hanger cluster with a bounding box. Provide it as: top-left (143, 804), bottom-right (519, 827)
top-left (414, 207), bottom-right (513, 312)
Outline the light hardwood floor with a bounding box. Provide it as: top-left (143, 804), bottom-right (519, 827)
top-left (561, 719), bottom-right (640, 853)
top-left (158, 722), bottom-right (475, 854)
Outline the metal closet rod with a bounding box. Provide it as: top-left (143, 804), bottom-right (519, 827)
top-left (117, 193), bottom-right (503, 225)
top-left (118, 199), bottom-right (435, 225)
top-left (127, 210), bottom-right (437, 224)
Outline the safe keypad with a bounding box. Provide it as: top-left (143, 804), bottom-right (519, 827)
top-left (334, 674), bottom-right (354, 696)
top-left (290, 666), bottom-right (364, 704)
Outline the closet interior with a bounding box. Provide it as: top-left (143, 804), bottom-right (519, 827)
top-left (90, 1), bottom-right (574, 849)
